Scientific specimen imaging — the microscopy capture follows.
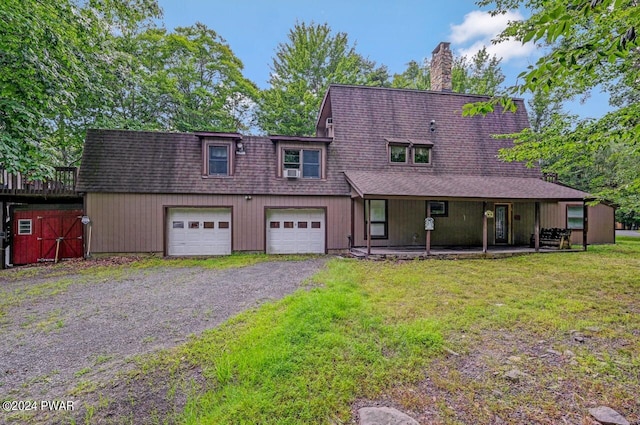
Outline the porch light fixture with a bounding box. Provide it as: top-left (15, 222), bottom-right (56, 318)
top-left (244, 195), bottom-right (252, 200)
top-left (430, 120), bottom-right (436, 132)
top-left (235, 141), bottom-right (246, 155)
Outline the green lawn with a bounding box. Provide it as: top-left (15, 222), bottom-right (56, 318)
top-left (81, 239), bottom-right (639, 424)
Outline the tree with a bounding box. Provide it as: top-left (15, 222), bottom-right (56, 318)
top-left (101, 23), bottom-right (257, 133)
top-left (0, 0), bottom-right (161, 175)
top-left (256, 22), bottom-right (385, 135)
top-left (468, 0), bottom-right (640, 218)
top-left (391, 47), bottom-right (505, 95)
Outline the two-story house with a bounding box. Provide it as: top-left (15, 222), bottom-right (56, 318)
top-left (77, 42), bottom-right (614, 257)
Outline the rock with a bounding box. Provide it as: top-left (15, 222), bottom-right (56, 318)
top-left (358, 407), bottom-right (419, 425)
top-left (504, 368), bottom-right (527, 382)
top-left (563, 350), bottom-right (575, 358)
top-left (586, 326), bottom-right (601, 332)
top-left (588, 406), bottom-right (630, 425)
top-left (546, 349), bottom-right (562, 356)
top-left (508, 356), bottom-right (522, 363)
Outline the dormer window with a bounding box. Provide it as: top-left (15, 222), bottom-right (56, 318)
top-left (284, 149), bottom-right (320, 178)
top-left (208, 145), bottom-right (229, 175)
top-left (414, 146), bottom-right (431, 164)
top-left (390, 145), bottom-right (407, 163)
top-left (385, 137), bottom-right (433, 166)
top-left (197, 133), bottom-right (242, 178)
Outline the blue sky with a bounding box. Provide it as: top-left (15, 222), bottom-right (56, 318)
top-left (158, 0), bottom-right (608, 119)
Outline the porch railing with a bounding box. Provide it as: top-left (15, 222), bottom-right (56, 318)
top-left (0, 166), bottom-right (78, 196)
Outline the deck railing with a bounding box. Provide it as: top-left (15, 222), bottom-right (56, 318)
top-left (0, 167), bottom-right (78, 196)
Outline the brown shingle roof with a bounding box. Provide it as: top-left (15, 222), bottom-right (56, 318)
top-left (322, 84), bottom-right (541, 179)
top-left (77, 129), bottom-right (347, 195)
top-left (79, 85), bottom-right (556, 198)
top-left (344, 171), bottom-right (589, 200)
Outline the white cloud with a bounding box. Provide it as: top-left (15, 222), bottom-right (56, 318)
top-left (449, 10), bottom-right (538, 63)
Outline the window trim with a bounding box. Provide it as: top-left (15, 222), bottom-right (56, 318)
top-left (566, 204), bottom-right (584, 230)
top-left (427, 201), bottom-right (448, 217)
top-left (18, 219), bottom-right (32, 235)
top-left (413, 146), bottom-right (432, 165)
top-left (389, 145), bottom-right (408, 164)
top-left (364, 199), bottom-right (388, 240)
top-left (203, 140), bottom-right (234, 177)
top-left (279, 145), bottom-right (325, 179)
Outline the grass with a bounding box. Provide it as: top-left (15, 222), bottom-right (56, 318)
top-left (118, 237), bottom-right (639, 424)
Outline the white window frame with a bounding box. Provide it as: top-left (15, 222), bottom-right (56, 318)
top-left (413, 146), bottom-right (432, 165)
top-left (18, 219), bottom-right (32, 235)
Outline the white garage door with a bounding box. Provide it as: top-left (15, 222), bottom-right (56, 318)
top-left (167, 208), bottom-right (231, 256)
top-left (266, 208), bottom-right (325, 254)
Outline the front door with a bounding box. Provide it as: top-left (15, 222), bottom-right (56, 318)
top-left (495, 204), bottom-right (510, 244)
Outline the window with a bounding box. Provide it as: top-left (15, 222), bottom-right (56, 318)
top-left (188, 221), bottom-right (200, 229)
top-left (208, 145), bottom-right (229, 176)
top-left (298, 221), bottom-right (308, 228)
top-left (18, 219), bottom-right (32, 235)
top-left (427, 201), bottom-right (448, 217)
top-left (270, 221), bottom-right (280, 229)
top-left (414, 146), bottom-right (431, 164)
top-left (284, 221), bottom-right (294, 228)
top-left (218, 221), bottom-right (230, 229)
top-left (283, 149), bottom-right (321, 178)
top-left (567, 205), bottom-right (584, 230)
top-left (365, 200), bottom-right (388, 239)
top-left (172, 221), bottom-right (184, 229)
top-left (390, 145), bottom-right (407, 163)
top-left (203, 221), bottom-right (215, 229)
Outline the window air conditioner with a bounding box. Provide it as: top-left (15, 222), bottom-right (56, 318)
top-left (285, 168), bottom-right (300, 178)
top-left (326, 117), bottom-right (334, 138)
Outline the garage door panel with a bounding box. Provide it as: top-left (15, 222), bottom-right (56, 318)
top-left (167, 208), bottom-right (231, 256)
top-left (266, 209), bottom-right (325, 254)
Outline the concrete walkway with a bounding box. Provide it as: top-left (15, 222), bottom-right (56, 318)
top-left (617, 230), bottom-right (640, 237)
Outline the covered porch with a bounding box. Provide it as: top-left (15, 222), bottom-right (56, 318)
top-left (349, 244), bottom-right (583, 260)
top-left (344, 171), bottom-right (591, 258)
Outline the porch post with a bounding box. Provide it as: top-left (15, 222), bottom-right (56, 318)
top-left (534, 201), bottom-right (540, 252)
top-left (426, 201), bottom-right (431, 256)
top-left (583, 200), bottom-right (588, 251)
top-left (367, 199), bottom-right (372, 256)
top-left (482, 201), bottom-right (488, 254)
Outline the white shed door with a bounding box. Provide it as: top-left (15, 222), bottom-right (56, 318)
top-left (167, 208), bottom-right (231, 256)
top-left (266, 208), bottom-right (325, 254)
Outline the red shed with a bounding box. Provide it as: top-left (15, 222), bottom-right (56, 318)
top-left (12, 206), bottom-right (84, 265)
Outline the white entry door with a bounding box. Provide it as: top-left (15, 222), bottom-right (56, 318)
top-left (266, 208), bottom-right (325, 254)
top-left (167, 208), bottom-right (231, 255)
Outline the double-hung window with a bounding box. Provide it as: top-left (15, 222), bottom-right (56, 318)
top-left (365, 200), bottom-right (388, 239)
top-left (283, 149), bottom-right (320, 178)
top-left (567, 205), bottom-right (584, 230)
top-left (208, 145), bottom-right (229, 176)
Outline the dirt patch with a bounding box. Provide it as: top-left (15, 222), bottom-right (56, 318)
top-left (352, 330), bottom-right (640, 424)
top-left (0, 258), bottom-right (326, 424)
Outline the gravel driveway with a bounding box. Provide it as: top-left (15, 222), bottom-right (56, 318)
top-left (0, 258), bottom-right (326, 422)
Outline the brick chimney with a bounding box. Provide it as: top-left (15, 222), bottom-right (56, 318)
top-left (430, 42), bottom-right (453, 92)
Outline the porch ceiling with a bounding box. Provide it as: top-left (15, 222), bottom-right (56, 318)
top-left (344, 171), bottom-right (590, 201)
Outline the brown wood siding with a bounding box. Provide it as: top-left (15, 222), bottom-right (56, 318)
top-left (85, 193), bottom-right (350, 253)
top-left (541, 201), bottom-right (614, 245)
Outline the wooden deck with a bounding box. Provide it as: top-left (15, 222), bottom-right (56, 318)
top-left (349, 245), bottom-right (583, 260)
top-left (0, 167), bottom-right (78, 198)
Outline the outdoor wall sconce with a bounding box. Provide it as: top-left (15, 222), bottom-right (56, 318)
top-left (244, 195), bottom-right (252, 200)
top-left (236, 141), bottom-right (246, 155)
top-left (430, 120), bottom-right (436, 132)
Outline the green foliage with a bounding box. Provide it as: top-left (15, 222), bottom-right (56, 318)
top-left (468, 0), bottom-right (640, 223)
top-left (256, 22), bottom-right (386, 135)
top-left (391, 47), bottom-right (506, 96)
top-left (0, 2), bottom-right (256, 174)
